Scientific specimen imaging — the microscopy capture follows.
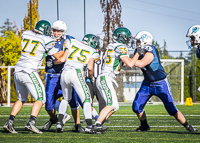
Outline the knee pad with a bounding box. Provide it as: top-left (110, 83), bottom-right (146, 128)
top-left (132, 101), bottom-right (142, 114)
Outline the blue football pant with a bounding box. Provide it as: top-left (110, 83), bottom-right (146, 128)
top-left (45, 73), bottom-right (79, 112)
top-left (132, 78), bottom-right (178, 115)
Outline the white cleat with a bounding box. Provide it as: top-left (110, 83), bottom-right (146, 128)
top-left (63, 114), bottom-right (71, 124)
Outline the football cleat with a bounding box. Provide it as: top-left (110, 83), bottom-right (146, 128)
top-left (134, 126), bottom-right (150, 132)
top-left (3, 119), bottom-right (18, 133)
top-left (63, 114), bottom-right (71, 125)
top-left (93, 123), bottom-right (108, 134)
top-left (43, 117), bottom-right (57, 131)
top-left (186, 125), bottom-right (198, 132)
top-left (75, 124), bottom-right (85, 133)
top-left (25, 120), bottom-right (43, 134)
top-left (56, 122), bottom-right (64, 133)
top-left (85, 125), bottom-right (96, 134)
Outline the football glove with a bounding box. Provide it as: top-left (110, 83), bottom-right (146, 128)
top-left (136, 47), bottom-right (146, 56)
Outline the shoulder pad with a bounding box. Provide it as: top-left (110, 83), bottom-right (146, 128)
top-left (144, 45), bottom-right (153, 51)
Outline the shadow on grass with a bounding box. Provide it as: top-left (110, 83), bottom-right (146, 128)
top-left (108, 129), bottom-right (200, 135)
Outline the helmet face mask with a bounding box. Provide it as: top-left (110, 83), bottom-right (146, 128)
top-left (112, 27), bottom-right (132, 45)
top-left (52, 20), bottom-right (67, 39)
top-left (134, 31), bottom-right (153, 48)
top-left (82, 34), bottom-right (100, 49)
top-left (35, 20), bottom-right (51, 36)
top-left (186, 25), bottom-right (200, 48)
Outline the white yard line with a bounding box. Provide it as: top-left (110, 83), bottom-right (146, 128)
top-left (1, 114), bottom-right (200, 117)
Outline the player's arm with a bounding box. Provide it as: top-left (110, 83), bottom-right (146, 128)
top-left (53, 49), bottom-right (68, 65)
top-left (120, 53), bottom-right (140, 68)
top-left (87, 58), bottom-right (94, 79)
top-left (135, 52), bottom-right (154, 68)
top-left (53, 39), bottom-right (71, 64)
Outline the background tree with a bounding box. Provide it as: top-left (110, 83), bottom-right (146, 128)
top-left (24, 0), bottom-right (39, 31)
top-left (0, 28), bottom-right (21, 103)
top-left (0, 19), bottom-right (16, 36)
top-left (100, 0), bottom-right (123, 48)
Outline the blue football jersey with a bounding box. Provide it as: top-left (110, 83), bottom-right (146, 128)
top-left (138, 45), bottom-right (167, 82)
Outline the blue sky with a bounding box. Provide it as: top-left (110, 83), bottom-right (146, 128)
top-left (1, 0), bottom-right (200, 57)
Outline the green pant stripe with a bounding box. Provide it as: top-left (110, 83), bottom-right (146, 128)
top-left (29, 72), bottom-right (43, 101)
top-left (100, 76), bottom-right (112, 106)
top-left (76, 69), bottom-right (90, 103)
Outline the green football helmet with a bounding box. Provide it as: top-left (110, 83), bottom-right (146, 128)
top-left (82, 34), bottom-right (100, 49)
top-left (112, 27), bottom-right (132, 44)
top-left (35, 20), bottom-right (51, 36)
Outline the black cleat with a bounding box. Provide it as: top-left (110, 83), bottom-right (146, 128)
top-left (3, 119), bottom-right (18, 133)
top-left (134, 126), bottom-right (150, 132)
top-left (43, 117), bottom-right (57, 131)
top-left (93, 123), bottom-right (108, 134)
top-left (186, 125), bottom-right (198, 132)
top-left (56, 122), bottom-right (64, 133)
top-left (75, 124), bottom-right (85, 133)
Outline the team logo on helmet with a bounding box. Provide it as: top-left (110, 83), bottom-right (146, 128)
top-left (191, 27), bottom-right (199, 34)
top-left (141, 34), bottom-right (148, 40)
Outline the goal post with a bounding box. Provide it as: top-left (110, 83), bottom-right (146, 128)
top-left (122, 59), bottom-right (184, 105)
top-left (1, 59), bottom-right (184, 107)
top-left (161, 59), bottom-right (184, 105)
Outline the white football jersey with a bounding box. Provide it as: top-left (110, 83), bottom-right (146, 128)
top-left (63, 39), bottom-right (99, 71)
top-left (101, 42), bottom-right (128, 77)
top-left (15, 30), bottom-right (57, 73)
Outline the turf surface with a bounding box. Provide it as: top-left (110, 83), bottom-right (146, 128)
top-left (0, 104), bottom-right (200, 143)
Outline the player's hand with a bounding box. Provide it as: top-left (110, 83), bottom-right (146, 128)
top-left (46, 59), bottom-right (54, 68)
top-left (136, 47), bottom-right (146, 56)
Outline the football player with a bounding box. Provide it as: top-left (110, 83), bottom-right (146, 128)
top-left (132, 30), bottom-right (198, 132)
top-left (56, 34), bottom-right (100, 133)
top-left (3, 20), bottom-right (65, 134)
top-left (93, 27), bottom-right (142, 133)
top-left (84, 34), bottom-right (106, 122)
top-left (43, 20), bottom-right (84, 133)
top-left (186, 25), bottom-right (200, 93)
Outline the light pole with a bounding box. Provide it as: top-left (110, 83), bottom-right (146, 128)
top-left (84, 0), bottom-right (86, 35)
top-left (107, 0), bottom-right (109, 45)
top-left (57, 0), bottom-right (59, 20)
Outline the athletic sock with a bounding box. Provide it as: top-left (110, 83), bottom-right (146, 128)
top-left (30, 115), bottom-right (37, 122)
top-left (85, 119), bottom-right (92, 126)
top-left (182, 121), bottom-right (189, 128)
top-left (9, 115), bottom-right (15, 121)
top-left (141, 119), bottom-right (149, 127)
top-left (58, 114), bottom-right (64, 123)
top-left (95, 121), bottom-right (102, 125)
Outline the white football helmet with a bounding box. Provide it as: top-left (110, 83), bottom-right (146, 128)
top-left (134, 31), bottom-right (153, 48)
top-left (186, 25), bottom-right (200, 48)
top-left (52, 20), bottom-right (67, 39)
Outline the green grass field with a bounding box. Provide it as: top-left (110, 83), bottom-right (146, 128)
top-left (0, 104), bottom-right (200, 143)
